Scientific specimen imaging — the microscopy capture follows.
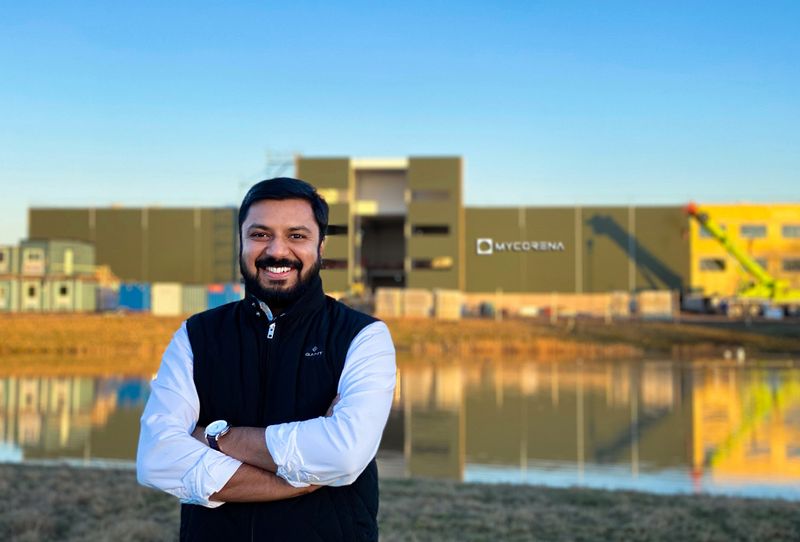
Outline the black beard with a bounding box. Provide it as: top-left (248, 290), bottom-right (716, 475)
top-left (240, 253), bottom-right (321, 313)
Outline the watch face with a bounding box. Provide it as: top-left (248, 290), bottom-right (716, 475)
top-left (206, 420), bottom-right (228, 437)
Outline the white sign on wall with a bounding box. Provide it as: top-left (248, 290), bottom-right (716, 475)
top-left (476, 238), bottom-right (565, 255)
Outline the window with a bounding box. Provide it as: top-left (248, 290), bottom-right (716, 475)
top-left (754, 258), bottom-right (768, 271)
top-left (0, 252), bottom-right (5, 263)
top-left (782, 225), bottom-right (800, 239)
top-left (783, 259), bottom-right (800, 272)
top-left (411, 189), bottom-right (449, 202)
top-left (412, 225), bottom-right (450, 235)
top-left (322, 259), bottom-right (348, 270)
top-left (27, 286), bottom-right (36, 298)
top-left (699, 258), bottom-right (726, 271)
top-left (412, 256), bottom-right (453, 270)
top-left (326, 224), bottom-right (348, 236)
top-left (59, 285), bottom-right (69, 297)
top-left (699, 224), bottom-right (725, 238)
top-left (26, 251), bottom-right (42, 261)
top-left (740, 224), bottom-right (766, 239)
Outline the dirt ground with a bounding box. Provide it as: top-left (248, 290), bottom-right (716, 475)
top-left (2, 464), bottom-right (800, 542)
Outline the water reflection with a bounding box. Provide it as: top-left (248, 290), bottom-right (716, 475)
top-left (2, 359), bottom-right (800, 499)
top-left (0, 377), bottom-right (149, 462)
top-left (382, 358), bottom-right (800, 499)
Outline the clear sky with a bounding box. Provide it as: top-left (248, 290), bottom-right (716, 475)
top-left (1, 1), bottom-right (798, 244)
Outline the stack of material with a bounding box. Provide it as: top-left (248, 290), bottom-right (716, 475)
top-left (182, 285), bottom-right (208, 315)
top-left (207, 283), bottom-right (244, 309)
top-left (404, 289), bottom-right (433, 318)
top-left (609, 292), bottom-right (631, 317)
top-left (119, 283), bottom-right (151, 311)
top-left (636, 290), bottom-right (676, 320)
top-left (374, 288), bottom-right (403, 318)
top-left (433, 289), bottom-right (463, 320)
top-left (152, 283), bottom-right (182, 316)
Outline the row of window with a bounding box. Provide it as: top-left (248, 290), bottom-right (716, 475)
top-left (0, 285), bottom-right (71, 300)
top-left (700, 258), bottom-right (800, 272)
top-left (325, 224), bottom-right (452, 236)
top-left (700, 224), bottom-right (800, 239)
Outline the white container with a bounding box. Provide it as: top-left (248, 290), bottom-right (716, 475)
top-left (433, 289), bottom-right (463, 320)
top-left (152, 282), bottom-right (182, 316)
top-left (375, 288), bottom-right (403, 318)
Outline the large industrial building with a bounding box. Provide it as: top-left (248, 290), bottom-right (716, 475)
top-left (26, 156), bottom-right (800, 298)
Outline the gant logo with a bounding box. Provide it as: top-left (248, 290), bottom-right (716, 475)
top-left (305, 346), bottom-right (324, 357)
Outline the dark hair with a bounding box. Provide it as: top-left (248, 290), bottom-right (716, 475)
top-left (238, 177), bottom-right (329, 243)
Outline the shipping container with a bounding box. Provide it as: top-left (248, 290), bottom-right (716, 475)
top-left (119, 283), bottom-right (151, 311)
top-left (0, 246), bottom-right (20, 275)
top-left (76, 280), bottom-right (97, 312)
top-left (20, 279), bottom-right (44, 312)
top-left (152, 283), bottom-right (182, 316)
top-left (182, 285), bottom-right (208, 315)
top-left (0, 279), bottom-right (20, 312)
top-left (207, 283), bottom-right (244, 309)
top-left (97, 286), bottom-right (120, 311)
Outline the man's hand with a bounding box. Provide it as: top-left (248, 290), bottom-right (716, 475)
top-left (191, 424), bottom-right (278, 472)
top-left (192, 395), bottom-right (339, 468)
top-left (192, 425), bottom-right (206, 444)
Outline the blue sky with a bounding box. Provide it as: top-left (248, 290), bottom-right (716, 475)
top-left (1, 1), bottom-right (798, 244)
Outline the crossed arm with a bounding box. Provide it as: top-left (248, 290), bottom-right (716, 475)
top-left (136, 321), bottom-right (396, 507)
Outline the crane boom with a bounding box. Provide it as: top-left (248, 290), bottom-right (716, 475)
top-left (686, 203), bottom-right (800, 311)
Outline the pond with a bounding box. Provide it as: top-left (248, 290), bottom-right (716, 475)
top-left (2, 357), bottom-right (800, 500)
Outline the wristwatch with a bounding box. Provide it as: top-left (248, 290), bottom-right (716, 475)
top-left (204, 419), bottom-right (231, 451)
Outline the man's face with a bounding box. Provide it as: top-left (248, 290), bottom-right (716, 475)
top-left (239, 198), bottom-right (323, 312)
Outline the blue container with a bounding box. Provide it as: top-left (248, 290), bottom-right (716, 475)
top-left (97, 287), bottom-right (119, 312)
top-left (119, 283), bottom-right (151, 311)
top-left (207, 283), bottom-right (243, 309)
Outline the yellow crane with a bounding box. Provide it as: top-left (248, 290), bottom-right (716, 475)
top-left (687, 203), bottom-right (800, 317)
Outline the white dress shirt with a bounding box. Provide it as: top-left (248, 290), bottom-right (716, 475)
top-left (136, 314), bottom-right (396, 508)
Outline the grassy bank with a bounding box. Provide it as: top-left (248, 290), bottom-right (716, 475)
top-left (2, 464), bottom-right (799, 541)
top-left (1, 313), bottom-right (798, 376)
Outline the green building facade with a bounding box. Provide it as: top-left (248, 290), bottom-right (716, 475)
top-left (29, 208), bottom-right (238, 284)
top-left (27, 156), bottom-right (690, 294)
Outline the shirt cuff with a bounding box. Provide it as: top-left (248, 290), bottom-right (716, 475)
top-left (265, 424), bottom-right (312, 488)
top-left (180, 449), bottom-right (243, 507)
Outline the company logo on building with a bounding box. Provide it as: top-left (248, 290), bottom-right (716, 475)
top-left (476, 238), bottom-right (565, 255)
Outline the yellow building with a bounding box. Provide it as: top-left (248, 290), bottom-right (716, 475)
top-left (689, 203), bottom-right (800, 297)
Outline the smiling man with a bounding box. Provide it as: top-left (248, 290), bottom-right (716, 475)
top-left (137, 178), bottom-right (396, 541)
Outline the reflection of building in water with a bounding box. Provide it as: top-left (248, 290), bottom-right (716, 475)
top-left (0, 376), bottom-right (149, 461)
top-left (401, 365), bottom-right (464, 479)
top-left (691, 368), bottom-right (800, 482)
top-left (395, 359), bottom-right (689, 481)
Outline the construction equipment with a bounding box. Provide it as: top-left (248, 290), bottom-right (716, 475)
top-left (686, 203), bottom-right (800, 317)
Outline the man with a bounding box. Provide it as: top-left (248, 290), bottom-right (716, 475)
top-left (137, 177), bottom-right (396, 541)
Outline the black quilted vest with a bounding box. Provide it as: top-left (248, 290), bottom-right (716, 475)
top-left (181, 277), bottom-right (380, 541)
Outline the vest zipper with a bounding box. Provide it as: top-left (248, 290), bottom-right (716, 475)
top-left (267, 322), bottom-right (276, 339)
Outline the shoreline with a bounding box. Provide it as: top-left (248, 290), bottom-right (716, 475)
top-left (1, 314), bottom-right (798, 377)
top-left (2, 463), bottom-right (799, 541)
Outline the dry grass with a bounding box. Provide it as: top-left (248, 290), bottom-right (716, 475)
top-left (2, 464), bottom-right (800, 541)
top-left (1, 314), bottom-right (798, 377)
